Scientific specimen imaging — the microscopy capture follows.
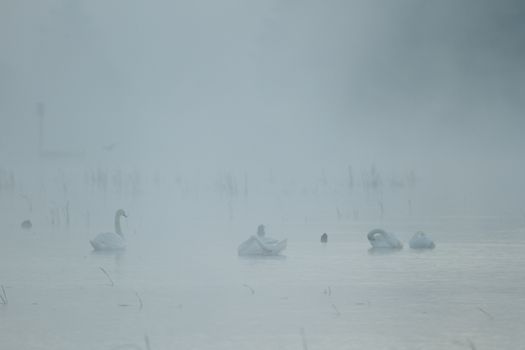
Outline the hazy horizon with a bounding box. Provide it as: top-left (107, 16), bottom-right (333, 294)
top-left (2, 0), bottom-right (525, 223)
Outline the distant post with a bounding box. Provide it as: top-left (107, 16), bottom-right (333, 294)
top-left (37, 102), bottom-right (45, 155)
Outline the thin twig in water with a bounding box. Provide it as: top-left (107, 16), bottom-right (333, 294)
top-left (243, 284), bottom-right (255, 295)
top-left (99, 267), bottom-right (114, 286)
top-left (477, 307), bottom-right (494, 320)
top-left (144, 334), bottom-right (151, 350)
top-left (331, 303), bottom-right (341, 317)
top-left (300, 327), bottom-right (308, 350)
top-left (0, 285), bottom-right (7, 305)
top-left (135, 291), bottom-right (143, 310)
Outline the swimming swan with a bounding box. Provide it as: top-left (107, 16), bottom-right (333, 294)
top-left (367, 228), bottom-right (403, 249)
top-left (238, 224), bottom-right (287, 256)
top-left (409, 231), bottom-right (435, 249)
top-left (90, 209), bottom-right (127, 251)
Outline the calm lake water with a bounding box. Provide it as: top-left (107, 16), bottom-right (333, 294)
top-left (1, 219), bottom-right (524, 349)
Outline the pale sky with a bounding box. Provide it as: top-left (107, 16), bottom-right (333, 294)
top-left (1, 0), bottom-right (524, 216)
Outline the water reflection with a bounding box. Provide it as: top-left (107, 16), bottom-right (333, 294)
top-left (367, 247), bottom-right (403, 255)
top-left (238, 255), bottom-right (287, 263)
top-left (90, 249), bottom-right (126, 267)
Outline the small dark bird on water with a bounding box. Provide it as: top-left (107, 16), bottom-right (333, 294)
top-left (102, 143), bottom-right (117, 152)
top-left (21, 220), bottom-right (32, 230)
top-left (321, 233), bottom-right (328, 243)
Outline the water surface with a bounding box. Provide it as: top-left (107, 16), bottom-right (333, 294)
top-left (1, 221), bottom-right (524, 349)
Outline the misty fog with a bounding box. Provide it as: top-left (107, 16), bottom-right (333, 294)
top-left (1, 1), bottom-right (525, 349)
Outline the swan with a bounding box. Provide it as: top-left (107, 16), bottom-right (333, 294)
top-left (409, 231), bottom-right (435, 249)
top-left (90, 209), bottom-right (127, 251)
top-left (367, 228), bottom-right (403, 249)
top-left (238, 224), bottom-right (287, 256)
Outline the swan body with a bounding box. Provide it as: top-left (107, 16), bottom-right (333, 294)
top-left (90, 209), bottom-right (127, 251)
top-left (367, 229), bottom-right (403, 249)
top-left (238, 224), bottom-right (287, 256)
top-left (409, 231), bottom-right (435, 249)
top-left (90, 232), bottom-right (125, 251)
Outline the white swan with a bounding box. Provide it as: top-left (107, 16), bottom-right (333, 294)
top-left (409, 231), bottom-right (435, 249)
top-left (90, 209), bottom-right (127, 251)
top-left (367, 228), bottom-right (403, 249)
top-left (238, 224), bottom-right (287, 256)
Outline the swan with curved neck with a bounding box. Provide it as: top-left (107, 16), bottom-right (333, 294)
top-left (90, 209), bottom-right (127, 251)
top-left (409, 231), bottom-right (435, 249)
top-left (367, 228), bottom-right (403, 249)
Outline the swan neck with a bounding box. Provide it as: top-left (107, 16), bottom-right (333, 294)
top-left (115, 213), bottom-right (123, 236)
top-left (368, 229), bottom-right (386, 241)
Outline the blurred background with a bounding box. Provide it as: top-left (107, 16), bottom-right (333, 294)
top-left (1, 0), bottom-right (525, 232)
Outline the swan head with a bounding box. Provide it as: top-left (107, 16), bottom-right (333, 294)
top-left (367, 229), bottom-right (385, 242)
top-left (116, 209), bottom-right (127, 218)
top-left (257, 224), bottom-right (266, 237)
